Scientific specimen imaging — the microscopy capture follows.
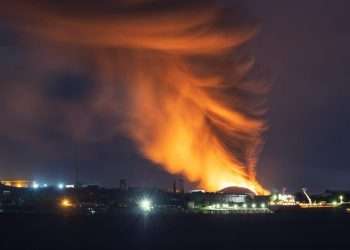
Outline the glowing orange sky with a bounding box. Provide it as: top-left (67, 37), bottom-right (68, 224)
top-left (1, 0), bottom-right (268, 194)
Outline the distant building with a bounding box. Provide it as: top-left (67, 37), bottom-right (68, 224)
top-left (120, 179), bottom-right (128, 191)
top-left (187, 186), bottom-right (256, 209)
top-left (0, 180), bottom-right (33, 188)
top-left (188, 192), bottom-right (248, 206)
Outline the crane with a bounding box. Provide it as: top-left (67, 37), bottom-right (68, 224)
top-left (302, 188), bottom-right (312, 204)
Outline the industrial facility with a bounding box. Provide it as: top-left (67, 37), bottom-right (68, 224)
top-left (1, 179), bottom-right (349, 215)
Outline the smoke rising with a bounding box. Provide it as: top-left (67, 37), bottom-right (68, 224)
top-left (0, 0), bottom-right (268, 194)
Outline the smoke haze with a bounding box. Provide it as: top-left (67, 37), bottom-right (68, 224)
top-left (0, 0), bottom-right (267, 194)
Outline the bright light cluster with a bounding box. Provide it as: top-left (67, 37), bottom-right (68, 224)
top-left (270, 193), bottom-right (296, 206)
top-left (139, 198), bottom-right (153, 212)
top-left (32, 182), bottom-right (39, 189)
top-left (205, 202), bottom-right (267, 211)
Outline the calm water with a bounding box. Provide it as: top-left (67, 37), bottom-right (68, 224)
top-left (1, 212), bottom-right (349, 250)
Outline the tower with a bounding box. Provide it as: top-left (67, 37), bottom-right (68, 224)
top-left (178, 178), bottom-right (184, 194)
top-left (120, 179), bottom-right (127, 191)
top-left (173, 180), bottom-right (177, 193)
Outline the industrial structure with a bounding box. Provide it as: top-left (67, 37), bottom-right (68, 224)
top-left (0, 181), bottom-right (349, 215)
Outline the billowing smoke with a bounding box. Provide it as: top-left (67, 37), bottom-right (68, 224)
top-left (1, 0), bottom-right (268, 194)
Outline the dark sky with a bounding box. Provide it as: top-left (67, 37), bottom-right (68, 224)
top-left (247, 0), bottom-right (350, 192)
top-left (0, 0), bottom-right (349, 193)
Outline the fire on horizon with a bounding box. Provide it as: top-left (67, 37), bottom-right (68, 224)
top-left (0, 0), bottom-right (268, 194)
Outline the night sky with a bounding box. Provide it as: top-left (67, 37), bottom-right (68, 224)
top-left (0, 0), bottom-right (349, 193)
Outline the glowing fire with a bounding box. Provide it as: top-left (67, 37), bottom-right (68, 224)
top-left (1, 0), bottom-right (269, 194)
top-left (125, 57), bottom-right (268, 194)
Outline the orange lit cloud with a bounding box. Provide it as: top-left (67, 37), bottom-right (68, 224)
top-left (0, 0), bottom-right (268, 194)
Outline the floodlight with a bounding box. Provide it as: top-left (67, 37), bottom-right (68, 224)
top-left (139, 198), bottom-right (152, 212)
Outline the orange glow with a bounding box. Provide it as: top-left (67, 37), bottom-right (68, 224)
top-left (0, 180), bottom-right (31, 188)
top-left (1, 1), bottom-right (269, 194)
top-left (61, 198), bottom-right (73, 208)
top-left (120, 41), bottom-right (268, 195)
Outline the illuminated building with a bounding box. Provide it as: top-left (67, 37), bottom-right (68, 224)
top-left (186, 186), bottom-right (272, 213)
top-left (0, 180), bottom-right (33, 188)
top-left (188, 191), bottom-right (248, 207)
top-left (270, 193), bottom-right (296, 206)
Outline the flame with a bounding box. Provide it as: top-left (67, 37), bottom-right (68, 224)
top-left (124, 55), bottom-right (268, 194)
top-left (1, 0), bottom-right (269, 194)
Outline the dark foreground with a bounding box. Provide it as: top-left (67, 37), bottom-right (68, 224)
top-left (1, 211), bottom-right (350, 250)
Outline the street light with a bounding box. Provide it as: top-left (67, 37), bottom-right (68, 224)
top-left (61, 198), bottom-right (73, 208)
top-left (32, 182), bottom-right (39, 189)
top-left (139, 198), bottom-right (153, 212)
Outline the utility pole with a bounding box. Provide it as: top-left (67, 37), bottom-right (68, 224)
top-left (74, 141), bottom-right (80, 188)
top-left (75, 161), bottom-right (79, 188)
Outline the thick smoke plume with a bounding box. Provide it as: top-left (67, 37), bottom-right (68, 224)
top-left (1, 0), bottom-right (268, 194)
